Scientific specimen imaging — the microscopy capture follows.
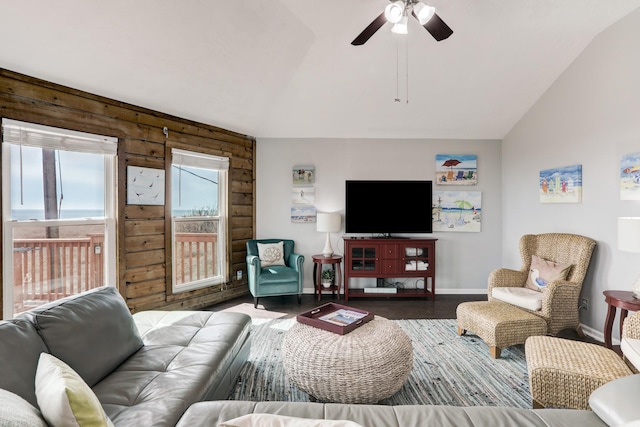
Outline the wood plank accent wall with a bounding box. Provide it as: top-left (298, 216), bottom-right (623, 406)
top-left (0, 68), bottom-right (255, 317)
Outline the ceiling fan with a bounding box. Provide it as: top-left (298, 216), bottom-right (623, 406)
top-left (351, 0), bottom-right (453, 46)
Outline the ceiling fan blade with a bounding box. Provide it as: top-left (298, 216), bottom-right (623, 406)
top-left (351, 12), bottom-right (387, 46)
top-left (417, 12), bottom-right (453, 41)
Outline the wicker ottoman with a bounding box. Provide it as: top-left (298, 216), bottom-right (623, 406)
top-left (282, 316), bottom-right (413, 404)
top-left (525, 335), bottom-right (633, 410)
top-left (457, 300), bottom-right (547, 358)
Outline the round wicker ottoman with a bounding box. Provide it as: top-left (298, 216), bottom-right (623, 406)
top-left (457, 300), bottom-right (547, 358)
top-left (282, 316), bottom-right (413, 404)
top-left (525, 335), bottom-right (633, 410)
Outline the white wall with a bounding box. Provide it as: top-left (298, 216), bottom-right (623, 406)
top-left (256, 138), bottom-right (502, 295)
top-left (503, 8), bottom-right (640, 341)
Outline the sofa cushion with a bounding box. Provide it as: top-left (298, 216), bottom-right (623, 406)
top-left (19, 286), bottom-right (143, 387)
top-left (0, 388), bottom-right (48, 427)
top-left (491, 287), bottom-right (544, 311)
top-left (35, 353), bottom-right (114, 427)
top-left (621, 337), bottom-right (640, 371)
top-left (589, 374), bottom-right (640, 426)
top-left (525, 255), bottom-right (571, 292)
top-left (94, 310), bottom-right (251, 427)
top-left (0, 319), bottom-right (48, 407)
top-left (219, 413), bottom-right (364, 427)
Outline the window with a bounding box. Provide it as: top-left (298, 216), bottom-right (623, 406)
top-left (171, 148), bottom-right (228, 292)
top-left (1, 119), bottom-right (117, 319)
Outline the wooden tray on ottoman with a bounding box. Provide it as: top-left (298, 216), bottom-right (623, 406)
top-left (296, 303), bottom-right (373, 335)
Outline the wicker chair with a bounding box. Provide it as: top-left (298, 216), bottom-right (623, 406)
top-left (488, 233), bottom-right (596, 335)
top-left (457, 233), bottom-right (596, 358)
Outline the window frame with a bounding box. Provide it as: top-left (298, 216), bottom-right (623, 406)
top-left (170, 148), bottom-right (229, 293)
top-left (1, 119), bottom-right (117, 319)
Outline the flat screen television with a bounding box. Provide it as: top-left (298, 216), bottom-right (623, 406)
top-left (345, 180), bottom-right (432, 236)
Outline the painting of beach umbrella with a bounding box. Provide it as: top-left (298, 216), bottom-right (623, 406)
top-left (453, 199), bottom-right (473, 218)
top-left (442, 158), bottom-right (461, 170)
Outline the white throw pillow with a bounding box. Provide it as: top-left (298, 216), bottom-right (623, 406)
top-left (492, 287), bottom-right (544, 311)
top-left (257, 241), bottom-right (285, 267)
top-left (218, 413), bottom-right (364, 427)
top-left (525, 255), bottom-right (572, 292)
top-left (35, 353), bottom-right (114, 427)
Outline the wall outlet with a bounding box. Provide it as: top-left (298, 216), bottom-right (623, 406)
top-left (580, 297), bottom-right (589, 310)
top-left (236, 270), bottom-right (243, 280)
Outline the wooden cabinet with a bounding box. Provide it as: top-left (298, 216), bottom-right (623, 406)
top-left (344, 238), bottom-right (436, 300)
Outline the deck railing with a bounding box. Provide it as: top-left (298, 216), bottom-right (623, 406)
top-left (12, 232), bottom-right (217, 313)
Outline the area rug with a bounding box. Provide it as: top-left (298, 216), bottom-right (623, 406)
top-left (219, 303), bottom-right (287, 320)
top-left (228, 318), bottom-right (531, 407)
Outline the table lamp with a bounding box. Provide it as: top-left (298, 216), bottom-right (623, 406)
top-left (317, 212), bottom-right (341, 257)
top-left (618, 217), bottom-right (640, 298)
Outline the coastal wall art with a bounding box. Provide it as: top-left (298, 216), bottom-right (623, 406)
top-left (126, 166), bottom-right (165, 205)
top-left (291, 205), bottom-right (316, 223)
top-left (291, 165), bottom-right (316, 222)
top-left (621, 152), bottom-right (640, 200)
top-left (432, 191), bottom-right (482, 232)
top-left (292, 165), bottom-right (315, 185)
top-left (435, 154), bottom-right (477, 185)
top-left (292, 186), bottom-right (315, 205)
top-left (539, 164), bottom-right (582, 203)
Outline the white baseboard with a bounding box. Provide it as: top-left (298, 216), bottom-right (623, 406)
top-left (580, 323), bottom-right (612, 345)
top-left (302, 287), bottom-right (487, 295)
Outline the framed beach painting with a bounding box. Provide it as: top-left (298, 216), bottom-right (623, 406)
top-left (291, 206), bottom-right (316, 223)
top-left (292, 166), bottom-right (315, 185)
top-left (291, 186), bottom-right (315, 205)
top-left (621, 152), bottom-right (640, 200)
top-left (539, 164), bottom-right (582, 203)
top-left (432, 191), bottom-right (482, 232)
top-left (435, 154), bottom-right (477, 185)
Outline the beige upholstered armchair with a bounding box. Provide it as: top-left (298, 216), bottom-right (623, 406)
top-left (488, 233), bottom-right (596, 335)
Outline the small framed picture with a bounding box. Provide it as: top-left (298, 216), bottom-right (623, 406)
top-left (292, 166), bottom-right (315, 185)
top-left (127, 166), bottom-right (165, 205)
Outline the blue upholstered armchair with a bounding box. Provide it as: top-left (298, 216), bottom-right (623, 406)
top-left (246, 239), bottom-right (304, 308)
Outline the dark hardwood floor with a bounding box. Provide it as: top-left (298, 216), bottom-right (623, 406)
top-left (205, 293), bottom-right (488, 320)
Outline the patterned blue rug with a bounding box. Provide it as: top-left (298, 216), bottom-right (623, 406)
top-left (229, 318), bottom-right (531, 407)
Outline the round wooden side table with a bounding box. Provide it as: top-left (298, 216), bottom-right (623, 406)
top-left (312, 254), bottom-right (343, 301)
top-left (603, 290), bottom-right (640, 349)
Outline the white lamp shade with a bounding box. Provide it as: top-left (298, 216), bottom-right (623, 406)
top-left (384, 1), bottom-right (405, 23)
top-left (391, 15), bottom-right (409, 34)
top-left (413, 3), bottom-right (435, 25)
top-left (618, 217), bottom-right (640, 253)
top-left (317, 213), bottom-right (341, 233)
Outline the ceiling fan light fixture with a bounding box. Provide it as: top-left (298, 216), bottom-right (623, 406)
top-left (384, 1), bottom-right (405, 24)
top-left (391, 15), bottom-right (408, 34)
top-left (413, 2), bottom-right (435, 25)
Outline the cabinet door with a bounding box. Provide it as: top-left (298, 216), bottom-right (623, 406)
top-left (347, 244), bottom-right (379, 276)
top-left (401, 242), bottom-right (431, 275)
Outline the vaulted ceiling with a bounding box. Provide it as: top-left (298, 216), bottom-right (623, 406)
top-left (2, 0), bottom-right (640, 139)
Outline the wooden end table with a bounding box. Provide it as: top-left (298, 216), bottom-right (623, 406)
top-left (603, 290), bottom-right (640, 349)
top-left (312, 254), bottom-right (342, 301)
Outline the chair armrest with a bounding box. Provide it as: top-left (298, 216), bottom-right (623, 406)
top-left (487, 268), bottom-right (527, 300)
top-left (246, 255), bottom-right (261, 281)
top-left (623, 312), bottom-right (640, 340)
top-left (539, 279), bottom-right (582, 333)
top-left (287, 253), bottom-right (304, 272)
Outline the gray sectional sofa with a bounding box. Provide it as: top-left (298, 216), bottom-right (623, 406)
top-left (0, 286), bottom-right (636, 426)
top-left (0, 286), bottom-right (251, 426)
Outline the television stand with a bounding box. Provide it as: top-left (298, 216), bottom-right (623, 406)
top-left (343, 238), bottom-right (437, 301)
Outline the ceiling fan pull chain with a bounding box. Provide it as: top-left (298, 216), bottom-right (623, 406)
top-left (406, 33), bottom-right (409, 104)
top-left (395, 39), bottom-right (401, 102)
